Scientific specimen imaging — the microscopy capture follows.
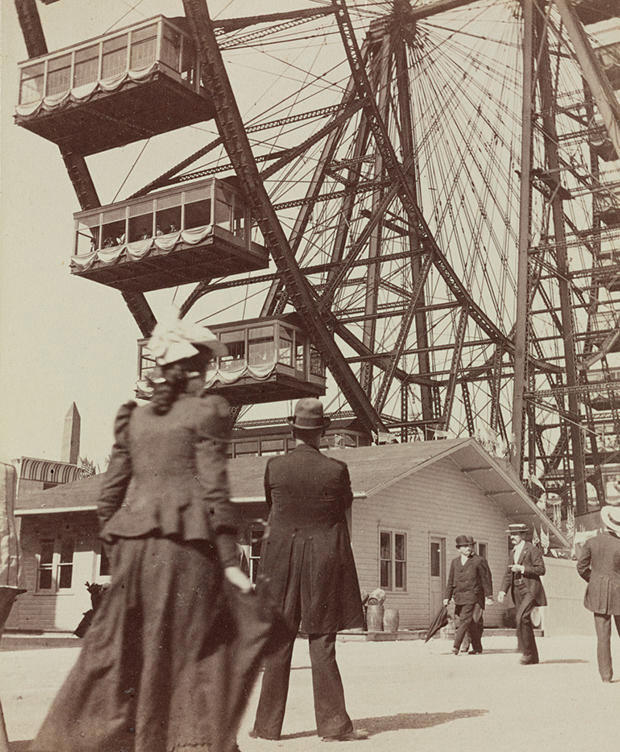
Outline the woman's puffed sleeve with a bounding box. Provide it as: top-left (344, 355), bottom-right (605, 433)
top-left (97, 402), bottom-right (137, 531)
top-left (194, 395), bottom-right (239, 567)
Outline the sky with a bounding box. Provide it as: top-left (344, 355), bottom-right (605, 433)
top-left (0, 0), bottom-right (314, 468)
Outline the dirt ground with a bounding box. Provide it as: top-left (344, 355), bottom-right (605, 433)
top-left (1, 633), bottom-right (618, 752)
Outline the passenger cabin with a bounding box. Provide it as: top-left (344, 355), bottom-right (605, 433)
top-left (573, 0), bottom-right (618, 26)
top-left (70, 177), bottom-right (268, 292)
top-left (594, 40), bottom-right (620, 90)
top-left (15, 16), bottom-right (214, 155)
top-left (590, 307), bottom-right (620, 353)
top-left (587, 368), bottom-right (620, 411)
top-left (228, 415), bottom-right (372, 458)
top-left (136, 314), bottom-right (327, 405)
top-left (594, 182), bottom-right (620, 227)
top-left (592, 248), bottom-right (620, 293)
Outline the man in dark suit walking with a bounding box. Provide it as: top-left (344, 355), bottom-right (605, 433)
top-left (251, 398), bottom-right (367, 743)
top-left (498, 523), bottom-right (546, 665)
top-left (577, 504), bottom-right (620, 682)
top-left (444, 535), bottom-right (493, 655)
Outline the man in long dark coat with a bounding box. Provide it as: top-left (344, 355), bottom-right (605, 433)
top-left (444, 535), bottom-right (493, 654)
top-left (577, 504), bottom-right (620, 682)
top-left (498, 523), bottom-right (547, 665)
top-left (251, 398), bottom-right (367, 743)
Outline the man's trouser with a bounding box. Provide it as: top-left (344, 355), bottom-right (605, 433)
top-left (593, 612), bottom-right (620, 681)
top-left (253, 623), bottom-right (352, 740)
top-left (454, 602), bottom-right (483, 653)
top-left (512, 583), bottom-right (539, 663)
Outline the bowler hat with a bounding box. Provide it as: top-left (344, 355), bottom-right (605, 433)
top-left (506, 523), bottom-right (529, 535)
top-left (455, 535), bottom-right (475, 547)
top-left (288, 398), bottom-right (331, 430)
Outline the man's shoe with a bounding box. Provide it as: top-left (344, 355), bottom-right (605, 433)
top-left (452, 647), bottom-right (460, 655)
top-left (249, 729), bottom-right (280, 741)
top-left (519, 657), bottom-right (539, 665)
top-left (321, 729), bottom-right (369, 742)
top-left (469, 649), bottom-right (483, 654)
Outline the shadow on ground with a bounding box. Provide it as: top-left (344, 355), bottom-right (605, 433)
top-left (540, 659), bottom-right (587, 665)
top-left (281, 709), bottom-right (488, 740)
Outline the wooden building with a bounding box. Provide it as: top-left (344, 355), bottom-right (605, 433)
top-left (6, 438), bottom-right (567, 633)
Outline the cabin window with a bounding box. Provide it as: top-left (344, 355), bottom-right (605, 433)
top-left (184, 185), bottom-right (211, 230)
top-left (476, 542), bottom-right (488, 560)
top-left (309, 346), bottom-right (324, 377)
top-left (248, 326), bottom-right (275, 366)
top-left (161, 25), bottom-right (182, 72)
top-left (260, 439), bottom-right (285, 456)
top-left (380, 531), bottom-right (407, 591)
top-left (214, 185), bottom-right (234, 230)
top-left (220, 330), bottom-right (246, 371)
top-left (130, 24), bottom-right (158, 71)
top-left (232, 200), bottom-right (246, 239)
top-left (278, 327), bottom-right (293, 366)
top-left (155, 194), bottom-right (182, 235)
top-left (36, 538), bottom-right (75, 592)
top-left (235, 441), bottom-right (259, 456)
top-left (128, 200), bottom-right (154, 242)
top-left (181, 37), bottom-right (196, 85)
top-left (101, 207), bottom-right (127, 248)
top-left (74, 45), bottom-right (99, 88)
top-left (20, 62), bottom-right (45, 104)
top-left (76, 218), bottom-right (101, 254)
top-left (102, 34), bottom-right (128, 80)
top-left (46, 54), bottom-right (71, 97)
top-left (295, 336), bottom-right (305, 373)
top-left (139, 344), bottom-right (157, 382)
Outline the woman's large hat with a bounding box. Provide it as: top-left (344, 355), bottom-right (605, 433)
top-left (287, 398), bottom-right (331, 430)
top-left (600, 505), bottom-right (620, 535)
top-left (146, 312), bottom-right (227, 366)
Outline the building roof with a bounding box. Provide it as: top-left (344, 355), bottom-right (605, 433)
top-left (14, 438), bottom-right (568, 547)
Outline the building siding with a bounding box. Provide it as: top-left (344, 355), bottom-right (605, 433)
top-left (352, 456), bottom-right (511, 629)
top-left (5, 513), bottom-right (106, 632)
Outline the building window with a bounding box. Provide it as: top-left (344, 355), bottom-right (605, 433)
top-left (249, 528), bottom-right (263, 584)
top-left (476, 542), bottom-right (488, 559)
top-left (379, 531), bottom-right (407, 591)
top-left (99, 546), bottom-right (111, 577)
top-left (36, 538), bottom-right (75, 592)
top-left (37, 540), bottom-right (55, 590)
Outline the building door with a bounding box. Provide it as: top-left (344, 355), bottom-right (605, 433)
top-left (430, 536), bottom-right (446, 620)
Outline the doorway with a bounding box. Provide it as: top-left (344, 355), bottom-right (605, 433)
top-left (430, 536), bottom-right (446, 620)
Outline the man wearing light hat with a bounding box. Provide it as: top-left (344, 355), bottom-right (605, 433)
top-left (498, 523), bottom-right (547, 665)
top-left (577, 504), bottom-right (620, 682)
top-left (251, 398), bottom-right (367, 742)
top-left (444, 535), bottom-right (493, 655)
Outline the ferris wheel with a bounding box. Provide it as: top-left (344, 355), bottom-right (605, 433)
top-left (13, 0), bottom-right (620, 516)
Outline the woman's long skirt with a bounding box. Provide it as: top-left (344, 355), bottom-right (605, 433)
top-left (32, 536), bottom-right (272, 752)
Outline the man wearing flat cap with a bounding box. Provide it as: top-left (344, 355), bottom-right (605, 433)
top-left (444, 536), bottom-right (493, 655)
top-left (251, 398), bottom-right (367, 743)
top-left (498, 523), bottom-right (547, 665)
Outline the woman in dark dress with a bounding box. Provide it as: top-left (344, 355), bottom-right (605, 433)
top-left (33, 319), bottom-right (261, 752)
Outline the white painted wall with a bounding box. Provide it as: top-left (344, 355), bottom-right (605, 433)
top-left (351, 456), bottom-right (512, 629)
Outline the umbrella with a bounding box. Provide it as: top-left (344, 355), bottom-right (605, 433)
top-left (425, 604), bottom-right (449, 643)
